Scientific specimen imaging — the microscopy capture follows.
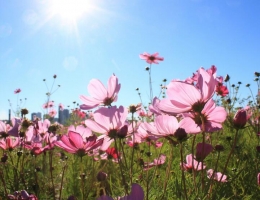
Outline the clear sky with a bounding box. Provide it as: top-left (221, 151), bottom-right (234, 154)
top-left (1, 0), bottom-right (260, 120)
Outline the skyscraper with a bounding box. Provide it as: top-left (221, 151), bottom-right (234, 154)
top-left (31, 112), bottom-right (42, 121)
top-left (58, 108), bottom-right (70, 124)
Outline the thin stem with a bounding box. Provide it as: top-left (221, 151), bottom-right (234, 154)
top-left (0, 167), bottom-right (8, 198)
top-left (180, 142), bottom-right (188, 200)
top-left (148, 64), bottom-right (153, 103)
top-left (49, 151), bottom-right (55, 199)
top-left (206, 152), bottom-right (220, 199)
top-left (220, 129), bottom-right (239, 182)
top-left (130, 114), bottom-right (135, 184)
top-left (114, 138), bottom-right (128, 195)
top-left (59, 162), bottom-right (67, 200)
top-left (213, 129), bottom-right (239, 198)
top-left (191, 135), bottom-right (198, 194)
top-left (161, 145), bottom-right (173, 199)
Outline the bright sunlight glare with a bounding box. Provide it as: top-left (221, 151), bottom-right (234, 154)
top-left (50, 0), bottom-right (91, 22)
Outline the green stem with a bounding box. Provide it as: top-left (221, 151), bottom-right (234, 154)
top-left (114, 138), bottom-right (128, 195)
top-left (180, 142), bottom-right (188, 200)
top-left (130, 114), bottom-right (135, 184)
top-left (161, 145), bottom-right (173, 199)
top-left (49, 151), bottom-right (55, 199)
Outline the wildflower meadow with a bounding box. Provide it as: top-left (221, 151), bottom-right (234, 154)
top-left (1, 52), bottom-right (260, 200)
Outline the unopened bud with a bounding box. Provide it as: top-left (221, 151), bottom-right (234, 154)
top-left (97, 171), bottom-right (108, 181)
top-left (215, 144), bottom-right (224, 152)
top-left (117, 125), bottom-right (128, 139)
top-left (224, 74), bottom-right (230, 82)
top-left (1, 153), bottom-right (8, 163)
top-left (174, 128), bottom-right (187, 142)
top-left (233, 109), bottom-right (248, 129)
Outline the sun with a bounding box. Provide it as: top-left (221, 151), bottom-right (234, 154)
top-left (50, 0), bottom-right (91, 22)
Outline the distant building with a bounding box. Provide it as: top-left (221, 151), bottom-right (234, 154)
top-left (58, 108), bottom-right (70, 124)
top-left (31, 112), bottom-right (42, 121)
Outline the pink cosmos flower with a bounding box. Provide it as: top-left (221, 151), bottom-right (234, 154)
top-left (85, 106), bottom-right (128, 150)
top-left (139, 52), bottom-right (164, 64)
top-left (216, 83), bottom-right (229, 97)
top-left (80, 74), bottom-right (121, 110)
top-left (126, 122), bottom-right (162, 148)
top-left (24, 142), bottom-right (45, 156)
top-left (7, 118), bottom-right (21, 137)
top-left (48, 109), bottom-right (57, 118)
top-left (158, 67), bottom-right (216, 115)
top-left (34, 119), bottom-right (50, 137)
top-left (144, 154), bottom-right (166, 170)
top-left (55, 131), bottom-right (103, 157)
top-left (0, 120), bottom-right (12, 138)
top-left (59, 103), bottom-right (64, 111)
top-left (149, 97), bottom-right (163, 116)
top-left (72, 109), bottom-right (86, 119)
top-left (207, 169), bottom-right (227, 182)
top-left (105, 147), bottom-right (119, 159)
top-left (42, 101), bottom-right (55, 109)
top-left (14, 88), bottom-right (21, 94)
top-left (0, 136), bottom-right (20, 151)
top-left (183, 99), bottom-right (227, 132)
top-left (8, 190), bottom-right (38, 200)
top-left (181, 154), bottom-right (206, 172)
top-left (142, 115), bottom-right (201, 139)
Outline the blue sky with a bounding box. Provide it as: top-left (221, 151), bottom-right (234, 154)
top-left (0, 0), bottom-right (260, 120)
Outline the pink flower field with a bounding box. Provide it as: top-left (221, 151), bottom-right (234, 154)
top-left (1, 53), bottom-right (260, 200)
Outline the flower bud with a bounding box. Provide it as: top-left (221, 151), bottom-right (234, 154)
top-left (233, 109), bottom-right (248, 129)
top-left (1, 153), bottom-right (8, 163)
top-left (68, 195), bottom-right (77, 200)
top-left (255, 72), bottom-right (260, 77)
top-left (174, 128), bottom-right (187, 142)
top-left (117, 125), bottom-right (128, 139)
top-left (215, 144), bottom-right (224, 152)
top-left (97, 171), bottom-right (108, 181)
top-left (224, 74), bottom-right (230, 82)
top-left (195, 143), bottom-right (213, 161)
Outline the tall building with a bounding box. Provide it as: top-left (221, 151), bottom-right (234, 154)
top-left (31, 112), bottom-right (42, 121)
top-left (58, 108), bottom-right (70, 124)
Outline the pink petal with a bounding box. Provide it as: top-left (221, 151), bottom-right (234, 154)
top-left (107, 75), bottom-right (120, 98)
top-left (179, 117), bottom-right (201, 134)
top-left (158, 98), bottom-right (190, 114)
top-left (167, 81), bottom-right (201, 104)
top-left (155, 115), bottom-right (178, 135)
top-left (68, 131), bottom-right (84, 149)
top-left (88, 79), bottom-right (107, 100)
top-left (55, 140), bottom-right (76, 153)
top-left (79, 95), bottom-right (101, 109)
top-left (85, 119), bottom-right (108, 134)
